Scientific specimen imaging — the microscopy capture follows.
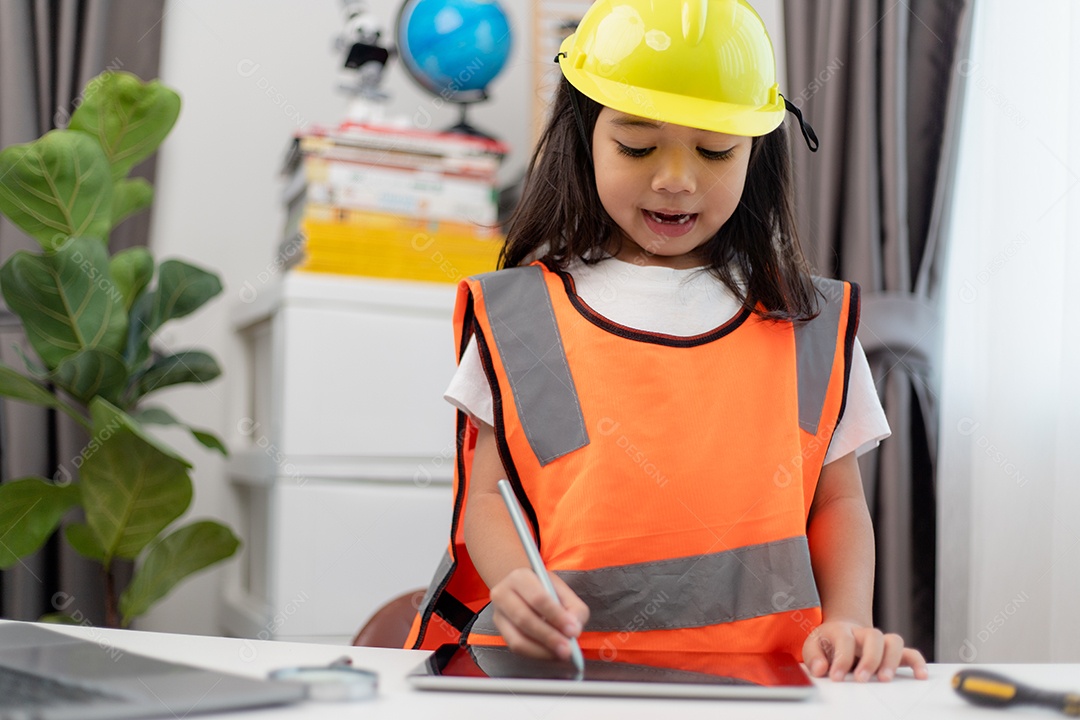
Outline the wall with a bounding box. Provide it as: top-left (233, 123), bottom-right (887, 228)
top-left (143, 0), bottom-right (783, 635)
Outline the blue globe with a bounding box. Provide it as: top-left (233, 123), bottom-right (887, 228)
top-left (397, 0), bottom-right (513, 103)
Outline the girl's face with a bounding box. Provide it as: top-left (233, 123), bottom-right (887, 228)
top-left (592, 107), bottom-right (753, 268)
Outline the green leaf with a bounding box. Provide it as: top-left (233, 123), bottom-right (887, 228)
top-left (124, 291), bottom-right (154, 369)
top-left (132, 405), bottom-right (228, 456)
top-left (65, 523), bottom-right (106, 562)
top-left (131, 406), bottom-right (179, 425)
top-left (191, 430), bottom-right (228, 456)
top-left (0, 362), bottom-right (63, 408)
top-left (137, 351), bottom-right (221, 398)
top-left (0, 358), bottom-right (91, 430)
top-left (49, 347), bottom-right (128, 405)
top-left (80, 398), bottom-right (192, 564)
top-left (69, 72), bottom-right (181, 181)
top-left (0, 130), bottom-right (113, 248)
top-left (110, 178), bottom-right (153, 229)
top-left (151, 260), bottom-right (222, 331)
top-left (123, 260), bottom-right (222, 372)
top-left (0, 478), bottom-right (80, 569)
top-left (109, 247), bottom-right (154, 313)
top-left (119, 520), bottom-right (239, 625)
top-left (0, 237), bottom-right (128, 369)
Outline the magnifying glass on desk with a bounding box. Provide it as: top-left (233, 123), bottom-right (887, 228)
top-left (269, 656), bottom-right (378, 702)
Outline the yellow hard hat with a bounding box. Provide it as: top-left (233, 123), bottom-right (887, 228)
top-left (557, 0), bottom-right (786, 136)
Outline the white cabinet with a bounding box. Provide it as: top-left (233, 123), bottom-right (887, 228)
top-left (221, 272), bottom-right (456, 644)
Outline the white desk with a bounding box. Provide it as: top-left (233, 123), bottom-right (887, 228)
top-left (10, 621), bottom-right (1078, 719)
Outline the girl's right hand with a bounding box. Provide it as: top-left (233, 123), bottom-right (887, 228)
top-left (488, 567), bottom-right (590, 660)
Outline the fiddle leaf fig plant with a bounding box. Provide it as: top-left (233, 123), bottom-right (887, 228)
top-left (0, 71), bottom-right (238, 628)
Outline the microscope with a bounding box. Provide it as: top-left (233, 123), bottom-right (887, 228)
top-left (335, 0), bottom-right (394, 123)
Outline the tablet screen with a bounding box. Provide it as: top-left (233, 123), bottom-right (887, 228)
top-left (408, 644), bottom-right (815, 700)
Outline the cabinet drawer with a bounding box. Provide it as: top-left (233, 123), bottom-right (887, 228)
top-left (267, 478), bottom-right (452, 640)
top-left (278, 304), bottom-right (457, 460)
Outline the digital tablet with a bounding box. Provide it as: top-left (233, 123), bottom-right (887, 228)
top-left (407, 644), bottom-right (816, 700)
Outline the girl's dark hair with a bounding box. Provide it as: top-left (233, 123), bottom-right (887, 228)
top-left (500, 77), bottom-right (819, 322)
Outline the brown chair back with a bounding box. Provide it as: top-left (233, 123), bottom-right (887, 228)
top-left (351, 589), bottom-right (426, 648)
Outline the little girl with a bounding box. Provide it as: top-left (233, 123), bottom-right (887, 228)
top-left (406, 0), bottom-right (928, 683)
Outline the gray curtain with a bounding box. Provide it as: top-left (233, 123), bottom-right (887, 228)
top-left (0, 0), bottom-right (165, 623)
top-left (784, 0), bottom-right (973, 659)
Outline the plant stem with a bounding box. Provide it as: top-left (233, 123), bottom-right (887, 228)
top-left (104, 565), bottom-right (118, 629)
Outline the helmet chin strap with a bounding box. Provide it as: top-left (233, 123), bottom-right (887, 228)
top-left (556, 53), bottom-right (595, 154)
top-left (782, 96), bottom-right (820, 152)
top-left (555, 53), bottom-right (820, 154)
top-left (567, 84), bottom-right (594, 155)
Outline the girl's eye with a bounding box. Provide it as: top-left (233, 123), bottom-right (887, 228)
top-left (698, 147), bottom-right (735, 161)
top-left (615, 142), bottom-right (653, 158)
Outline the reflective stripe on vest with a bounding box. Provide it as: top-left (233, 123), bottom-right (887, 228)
top-left (476, 266), bottom-right (588, 465)
top-left (471, 535), bottom-right (819, 636)
top-left (416, 548), bottom-right (453, 622)
top-left (795, 277), bottom-right (845, 435)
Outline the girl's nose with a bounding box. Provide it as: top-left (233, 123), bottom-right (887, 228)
top-left (651, 150), bottom-right (696, 194)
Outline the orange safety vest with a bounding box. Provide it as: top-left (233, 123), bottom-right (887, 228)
top-left (406, 261), bottom-right (860, 660)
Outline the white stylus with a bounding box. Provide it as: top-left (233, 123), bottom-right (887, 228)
top-left (496, 479), bottom-right (585, 676)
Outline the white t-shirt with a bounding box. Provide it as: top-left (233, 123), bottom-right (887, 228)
top-left (444, 258), bottom-right (890, 464)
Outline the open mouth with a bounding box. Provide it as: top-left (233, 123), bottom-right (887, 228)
top-left (644, 210), bottom-right (696, 225)
top-left (642, 209), bottom-right (699, 237)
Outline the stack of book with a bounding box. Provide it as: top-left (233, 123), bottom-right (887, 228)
top-left (281, 123), bottom-right (508, 283)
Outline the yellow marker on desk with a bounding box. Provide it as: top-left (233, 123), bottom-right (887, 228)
top-left (953, 669), bottom-right (1080, 715)
top-left (497, 479), bottom-right (585, 677)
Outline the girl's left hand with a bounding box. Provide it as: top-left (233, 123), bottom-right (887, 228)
top-left (802, 621), bottom-right (929, 682)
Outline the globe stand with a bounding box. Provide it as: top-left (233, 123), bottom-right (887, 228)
top-left (445, 101), bottom-right (497, 141)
